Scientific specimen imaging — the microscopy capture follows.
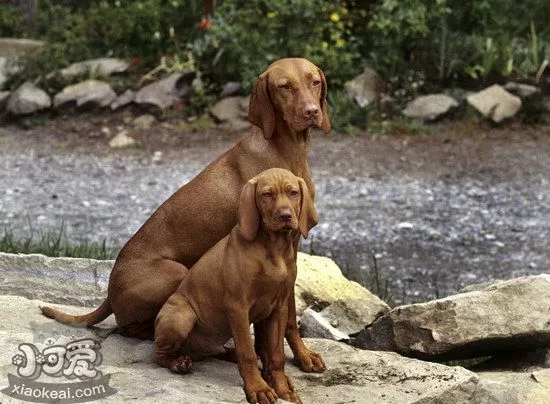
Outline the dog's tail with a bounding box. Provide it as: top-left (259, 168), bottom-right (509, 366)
top-left (40, 298), bottom-right (112, 327)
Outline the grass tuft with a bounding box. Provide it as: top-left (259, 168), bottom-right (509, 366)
top-left (0, 223), bottom-right (118, 260)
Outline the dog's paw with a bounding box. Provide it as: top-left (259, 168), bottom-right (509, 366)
top-left (244, 381), bottom-right (278, 404)
top-left (169, 355), bottom-right (193, 374)
top-left (293, 348), bottom-right (326, 373)
top-left (270, 375), bottom-right (301, 404)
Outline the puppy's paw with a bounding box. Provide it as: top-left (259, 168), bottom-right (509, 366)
top-left (244, 380), bottom-right (278, 404)
top-left (293, 348), bottom-right (326, 373)
top-left (270, 375), bottom-right (301, 404)
top-left (169, 355), bottom-right (193, 374)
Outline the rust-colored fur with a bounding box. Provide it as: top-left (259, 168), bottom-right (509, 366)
top-left (40, 58), bottom-right (330, 373)
top-left (155, 168), bottom-right (317, 403)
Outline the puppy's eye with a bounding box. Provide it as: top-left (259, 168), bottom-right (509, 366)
top-left (289, 190), bottom-right (299, 197)
top-left (278, 84), bottom-right (292, 90)
top-left (262, 192), bottom-right (273, 198)
top-left (312, 80), bottom-right (321, 87)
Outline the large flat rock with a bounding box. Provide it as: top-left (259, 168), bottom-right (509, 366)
top-left (354, 275), bottom-right (550, 360)
top-left (0, 252), bottom-right (111, 307)
top-left (0, 295), bottom-right (500, 404)
top-left (0, 252), bottom-right (389, 334)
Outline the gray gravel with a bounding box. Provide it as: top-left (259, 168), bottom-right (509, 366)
top-left (1, 124), bottom-right (549, 306)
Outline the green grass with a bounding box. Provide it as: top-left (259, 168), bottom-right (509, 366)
top-left (442, 356), bottom-right (493, 368)
top-left (0, 223), bottom-right (118, 260)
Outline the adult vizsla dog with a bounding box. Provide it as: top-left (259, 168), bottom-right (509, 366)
top-left (41, 57), bottom-right (331, 373)
top-left (156, 168), bottom-right (316, 403)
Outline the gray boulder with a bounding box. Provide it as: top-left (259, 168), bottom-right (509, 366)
top-left (354, 275), bottom-right (550, 360)
top-left (210, 96), bottom-right (250, 130)
top-left (0, 294), bottom-right (508, 404)
top-left (402, 94), bottom-right (459, 121)
top-left (477, 371), bottom-right (550, 404)
top-left (299, 308), bottom-right (350, 341)
top-left (135, 71), bottom-right (195, 111)
top-left (6, 82), bottom-right (51, 115)
top-left (220, 81), bottom-right (243, 98)
top-left (0, 252), bottom-right (110, 307)
top-left (53, 79), bottom-right (117, 109)
top-left (110, 89), bottom-right (135, 110)
top-left (344, 67), bottom-right (385, 108)
top-left (295, 253), bottom-right (389, 326)
top-left (504, 82), bottom-right (541, 99)
top-left (467, 84), bottom-right (522, 123)
top-left (0, 252), bottom-right (388, 340)
top-left (57, 58), bottom-right (129, 81)
top-left (317, 299), bottom-right (379, 335)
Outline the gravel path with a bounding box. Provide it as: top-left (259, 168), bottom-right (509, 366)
top-left (1, 120), bottom-right (549, 305)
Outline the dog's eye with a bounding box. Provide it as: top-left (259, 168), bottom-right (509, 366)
top-left (262, 192), bottom-right (273, 198)
top-left (290, 190), bottom-right (299, 197)
top-left (278, 84), bottom-right (292, 90)
top-left (312, 80), bottom-right (321, 87)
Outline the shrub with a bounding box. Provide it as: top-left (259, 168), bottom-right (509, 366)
top-left (1, 0), bottom-right (549, 121)
top-left (190, 0), bottom-right (362, 90)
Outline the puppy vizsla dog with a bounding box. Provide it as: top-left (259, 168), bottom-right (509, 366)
top-left (41, 57), bottom-right (331, 372)
top-left (156, 168), bottom-right (316, 404)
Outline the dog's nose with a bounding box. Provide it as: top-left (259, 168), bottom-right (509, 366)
top-left (278, 210), bottom-right (293, 222)
top-left (303, 104), bottom-right (320, 118)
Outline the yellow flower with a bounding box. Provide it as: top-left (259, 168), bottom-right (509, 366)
top-left (322, 41), bottom-right (329, 49)
top-left (341, 7), bottom-right (349, 15)
top-left (330, 12), bottom-right (340, 22)
top-left (267, 11), bottom-right (278, 18)
top-left (336, 38), bottom-right (345, 48)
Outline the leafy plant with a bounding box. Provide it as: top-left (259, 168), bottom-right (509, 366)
top-left (197, 0), bottom-right (361, 90)
top-left (327, 90), bottom-right (364, 135)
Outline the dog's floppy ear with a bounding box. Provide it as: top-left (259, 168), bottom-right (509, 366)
top-left (248, 73), bottom-right (275, 139)
top-left (237, 179), bottom-right (260, 241)
top-left (297, 178), bottom-right (319, 238)
top-left (318, 68), bottom-right (331, 134)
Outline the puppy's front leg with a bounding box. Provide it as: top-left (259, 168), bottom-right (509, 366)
top-left (262, 305), bottom-right (301, 404)
top-left (225, 302), bottom-right (277, 404)
top-left (285, 292), bottom-right (326, 372)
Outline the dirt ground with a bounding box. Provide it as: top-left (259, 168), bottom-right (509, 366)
top-left (1, 111), bottom-right (549, 305)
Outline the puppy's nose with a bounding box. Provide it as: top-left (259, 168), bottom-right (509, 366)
top-left (303, 104), bottom-right (320, 119)
top-left (278, 209), bottom-right (293, 222)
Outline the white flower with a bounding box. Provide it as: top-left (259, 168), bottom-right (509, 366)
top-left (154, 31), bottom-right (161, 40)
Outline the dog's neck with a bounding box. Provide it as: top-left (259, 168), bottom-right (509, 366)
top-left (256, 227), bottom-right (298, 264)
top-left (270, 118), bottom-right (312, 171)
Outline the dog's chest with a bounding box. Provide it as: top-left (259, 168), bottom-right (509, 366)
top-left (248, 259), bottom-right (295, 322)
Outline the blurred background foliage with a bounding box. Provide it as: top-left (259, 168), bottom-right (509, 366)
top-left (1, 0), bottom-right (549, 110)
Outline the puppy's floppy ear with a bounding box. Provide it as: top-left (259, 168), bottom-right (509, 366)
top-left (237, 179), bottom-right (260, 241)
top-left (297, 178), bottom-right (319, 238)
top-left (248, 73), bottom-right (275, 139)
top-left (317, 68), bottom-right (331, 134)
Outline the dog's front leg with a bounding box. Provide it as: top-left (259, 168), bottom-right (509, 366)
top-left (225, 302), bottom-right (278, 404)
top-left (285, 292), bottom-right (326, 372)
top-left (262, 304), bottom-right (301, 404)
